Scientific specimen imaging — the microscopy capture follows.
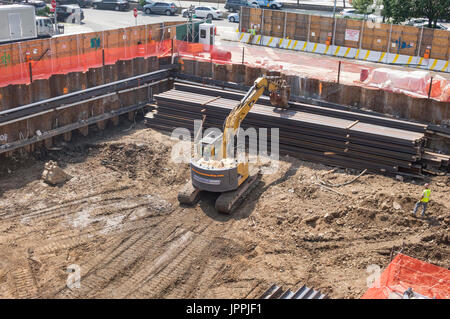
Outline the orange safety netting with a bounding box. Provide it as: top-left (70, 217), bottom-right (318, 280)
top-left (0, 39), bottom-right (237, 88)
top-left (361, 253), bottom-right (450, 299)
top-left (0, 39), bottom-right (175, 88)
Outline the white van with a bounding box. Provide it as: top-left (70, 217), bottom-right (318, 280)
top-left (0, 5), bottom-right (37, 43)
top-left (36, 16), bottom-right (56, 38)
top-left (0, 4), bottom-right (55, 44)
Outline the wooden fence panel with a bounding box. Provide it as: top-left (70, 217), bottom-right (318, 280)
top-left (294, 13), bottom-right (309, 41)
top-left (270, 10), bottom-right (285, 38)
top-left (371, 23), bottom-right (390, 52)
top-left (344, 19), bottom-right (362, 48)
top-left (262, 9), bottom-right (272, 36)
top-left (431, 29), bottom-right (449, 60)
top-left (334, 18), bottom-right (347, 46)
top-left (309, 15), bottom-right (322, 43)
top-left (285, 12), bottom-right (297, 39)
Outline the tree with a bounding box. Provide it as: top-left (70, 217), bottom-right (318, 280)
top-left (413, 0), bottom-right (450, 27)
top-left (380, 0), bottom-right (414, 24)
top-left (352, 0), bottom-right (375, 15)
top-left (392, 0), bottom-right (414, 23)
top-left (381, 0), bottom-right (394, 22)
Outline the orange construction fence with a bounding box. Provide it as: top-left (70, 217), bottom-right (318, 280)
top-left (0, 39), bottom-right (236, 88)
top-left (362, 253), bottom-right (450, 299)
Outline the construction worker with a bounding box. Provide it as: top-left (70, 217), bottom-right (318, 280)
top-left (413, 183), bottom-right (431, 217)
top-left (137, 41), bottom-right (145, 57)
top-left (248, 25), bottom-right (256, 43)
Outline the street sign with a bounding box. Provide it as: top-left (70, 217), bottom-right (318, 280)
top-left (133, 8), bottom-right (137, 18)
top-left (51, 0), bottom-right (56, 8)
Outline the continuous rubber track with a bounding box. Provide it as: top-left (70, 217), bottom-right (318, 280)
top-left (215, 172), bottom-right (262, 214)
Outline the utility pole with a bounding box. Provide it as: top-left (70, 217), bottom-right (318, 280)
top-left (51, 0), bottom-right (57, 34)
top-left (332, 0), bottom-right (337, 19)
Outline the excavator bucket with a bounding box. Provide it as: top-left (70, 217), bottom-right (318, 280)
top-left (269, 82), bottom-right (291, 108)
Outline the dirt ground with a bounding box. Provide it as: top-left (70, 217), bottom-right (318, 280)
top-left (0, 120), bottom-right (449, 299)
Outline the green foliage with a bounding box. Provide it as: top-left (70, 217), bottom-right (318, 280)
top-left (351, 0), bottom-right (375, 14)
top-left (382, 0), bottom-right (449, 26)
top-left (413, 0), bottom-right (450, 27)
top-left (381, 0), bottom-right (394, 22)
top-left (139, 0), bottom-right (146, 7)
top-left (392, 0), bottom-right (413, 23)
top-left (36, 6), bottom-right (50, 17)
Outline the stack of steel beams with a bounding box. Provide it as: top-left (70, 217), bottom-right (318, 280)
top-left (145, 83), bottom-right (426, 175)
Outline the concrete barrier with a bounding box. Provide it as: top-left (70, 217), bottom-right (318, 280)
top-left (238, 32), bottom-right (450, 73)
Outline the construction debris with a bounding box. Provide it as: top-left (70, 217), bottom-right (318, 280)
top-left (41, 161), bottom-right (72, 186)
top-left (260, 283), bottom-right (327, 299)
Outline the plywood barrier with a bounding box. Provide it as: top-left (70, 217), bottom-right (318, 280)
top-left (240, 7), bottom-right (450, 62)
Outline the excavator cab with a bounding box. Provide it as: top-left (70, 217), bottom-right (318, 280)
top-left (196, 131), bottom-right (222, 161)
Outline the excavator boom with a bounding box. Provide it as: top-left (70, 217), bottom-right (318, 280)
top-left (222, 76), bottom-right (290, 158)
top-left (179, 75), bottom-right (291, 214)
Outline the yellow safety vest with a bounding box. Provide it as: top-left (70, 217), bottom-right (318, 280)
top-left (421, 189), bottom-right (430, 203)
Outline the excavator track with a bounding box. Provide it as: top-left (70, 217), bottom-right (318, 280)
top-left (177, 181), bottom-right (200, 206)
top-left (215, 171), bottom-right (261, 214)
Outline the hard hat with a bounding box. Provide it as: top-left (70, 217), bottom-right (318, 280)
top-left (424, 183), bottom-right (429, 187)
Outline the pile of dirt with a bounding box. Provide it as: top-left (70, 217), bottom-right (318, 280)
top-left (96, 140), bottom-right (189, 185)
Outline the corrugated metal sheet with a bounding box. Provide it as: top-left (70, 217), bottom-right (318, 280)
top-left (260, 283), bottom-right (328, 299)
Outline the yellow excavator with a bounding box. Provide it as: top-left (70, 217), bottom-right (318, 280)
top-left (178, 75), bottom-right (290, 214)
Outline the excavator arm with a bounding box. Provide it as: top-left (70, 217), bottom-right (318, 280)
top-left (222, 76), bottom-right (290, 158)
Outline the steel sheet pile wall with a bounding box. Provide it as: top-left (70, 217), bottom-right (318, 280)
top-left (146, 83), bottom-right (426, 175)
top-left (0, 56), bottom-right (172, 155)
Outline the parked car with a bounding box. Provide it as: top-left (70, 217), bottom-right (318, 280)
top-left (20, 0), bottom-right (47, 12)
top-left (92, 0), bottom-right (129, 11)
top-left (251, 0), bottom-right (282, 9)
top-left (143, 2), bottom-right (177, 15)
top-left (228, 12), bottom-right (239, 23)
top-left (224, 0), bottom-right (257, 13)
top-left (340, 8), bottom-right (377, 21)
top-left (421, 23), bottom-right (448, 30)
top-left (56, 4), bottom-right (84, 23)
top-left (406, 18), bottom-right (428, 27)
top-left (182, 6), bottom-right (222, 20)
top-left (57, 0), bottom-right (92, 8)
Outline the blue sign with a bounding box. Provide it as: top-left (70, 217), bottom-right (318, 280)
top-left (394, 37), bottom-right (412, 53)
top-left (0, 53), bottom-right (11, 67)
top-left (90, 37), bottom-right (101, 49)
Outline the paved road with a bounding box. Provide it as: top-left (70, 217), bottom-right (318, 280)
top-left (60, 3), bottom-right (334, 35)
top-left (59, 8), bottom-right (226, 35)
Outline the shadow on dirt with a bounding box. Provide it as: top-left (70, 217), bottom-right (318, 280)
top-left (198, 159), bottom-right (302, 222)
